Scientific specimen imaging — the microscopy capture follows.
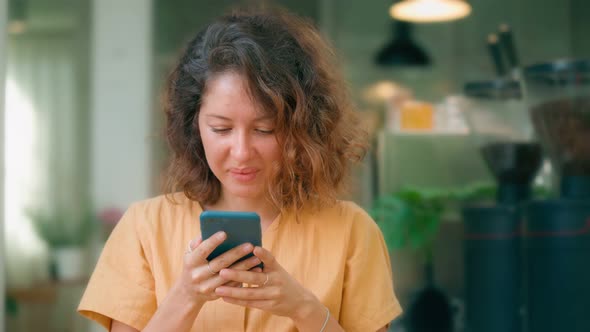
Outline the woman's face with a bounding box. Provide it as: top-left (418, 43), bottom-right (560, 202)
top-left (198, 71), bottom-right (281, 202)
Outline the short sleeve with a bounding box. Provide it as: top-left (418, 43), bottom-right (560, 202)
top-left (78, 203), bottom-right (157, 330)
top-left (339, 206), bottom-right (402, 332)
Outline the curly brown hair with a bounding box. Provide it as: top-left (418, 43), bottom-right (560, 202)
top-left (163, 7), bottom-right (368, 213)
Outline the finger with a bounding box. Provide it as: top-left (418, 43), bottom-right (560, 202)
top-left (199, 256), bottom-right (261, 287)
top-left (198, 274), bottom-right (243, 291)
top-left (209, 243), bottom-right (255, 272)
top-left (229, 255), bottom-right (262, 271)
top-left (218, 269), bottom-right (267, 286)
top-left (195, 257), bottom-right (260, 291)
top-left (253, 246), bottom-right (277, 270)
top-left (188, 231), bottom-right (226, 264)
top-left (224, 281), bottom-right (243, 288)
top-left (215, 285), bottom-right (269, 300)
top-left (221, 297), bottom-right (274, 310)
top-left (188, 237), bottom-right (202, 251)
top-left (190, 264), bottom-right (217, 283)
top-left (189, 265), bottom-right (242, 295)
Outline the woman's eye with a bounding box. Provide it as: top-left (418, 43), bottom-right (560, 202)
top-left (211, 128), bottom-right (231, 133)
top-left (256, 129), bottom-right (275, 134)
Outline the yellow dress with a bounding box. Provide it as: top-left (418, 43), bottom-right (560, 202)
top-left (78, 193), bottom-right (402, 331)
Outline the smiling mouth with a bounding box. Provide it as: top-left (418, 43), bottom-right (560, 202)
top-left (230, 168), bottom-right (258, 174)
top-left (229, 168), bottom-right (259, 181)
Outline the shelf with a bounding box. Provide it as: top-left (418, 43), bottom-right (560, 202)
top-left (376, 130), bottom-right (492, 195)
top-left (385, 129), bottom-right (470, 136)
top-left (7, 278), bottom-right (89, 303)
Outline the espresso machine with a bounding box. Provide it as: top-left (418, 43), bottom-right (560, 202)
top-left (462, 79), bottom-right (542, 332)
top-left (521, 59), bottom-right (590, 332)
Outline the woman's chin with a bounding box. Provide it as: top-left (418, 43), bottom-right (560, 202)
top-left (223, 185), bottom-right (265, 201)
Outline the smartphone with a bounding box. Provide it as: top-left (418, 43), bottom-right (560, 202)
top-left (199, 210), bottom-right (263, 269)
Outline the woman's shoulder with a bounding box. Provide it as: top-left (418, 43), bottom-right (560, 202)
top-left (322, 199), bottom-right (372, 219)
top-left (308, 200), bottom-right (378, 231)
top-left (301, 200), bottom-right (386, 257)
top-left (124, 192), bottom-right (202, 230)
top-left (130, 192), bottom-right (195, 209)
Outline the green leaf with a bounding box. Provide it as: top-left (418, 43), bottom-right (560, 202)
top-left (372, 182), bottom-right (497, 252)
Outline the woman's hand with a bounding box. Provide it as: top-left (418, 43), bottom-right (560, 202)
top-left (175, 231), bottom-right (262, 307)
top-left (142, 232), bottom-right (262, 332)
top-left (214, 246), bottom-right (323, 322)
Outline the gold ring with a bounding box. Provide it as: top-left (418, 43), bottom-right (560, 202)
top-left (262, 273), bottom-right (269, 287)
top-left (207, 261), bottom-right (217, 275)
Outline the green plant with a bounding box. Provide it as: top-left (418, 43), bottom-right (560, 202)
top-left (371, 182), bottom-right (551, 260)
top-left (26, 208), bottom-right (96, 248)
top-left (5, 295), bottom-right (18, 317)
top-left (370, 183), bottom-right (496, 261)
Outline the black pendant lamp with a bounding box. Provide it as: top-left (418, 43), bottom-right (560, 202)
top-left (375, 20), bottom-right (430, 67)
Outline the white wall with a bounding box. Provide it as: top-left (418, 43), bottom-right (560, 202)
top-left (0, 0), bottom-right (7, 328)
top-left (91, 0), bottom-right (153, 211)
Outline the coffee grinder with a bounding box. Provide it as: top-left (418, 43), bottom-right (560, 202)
top-left (521, 59), bottom-right (590, 332)
top-left (461, 79), bottom-right (543, 332)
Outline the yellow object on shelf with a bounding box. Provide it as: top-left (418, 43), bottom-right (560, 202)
top-left (400, 101), bottom-right (434, 130)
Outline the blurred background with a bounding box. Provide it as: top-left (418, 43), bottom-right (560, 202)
top-left (1, 0), bottom-right (589, 331)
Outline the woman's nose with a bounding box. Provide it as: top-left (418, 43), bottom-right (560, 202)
top-left (230, 132), bottom-right (253, 161)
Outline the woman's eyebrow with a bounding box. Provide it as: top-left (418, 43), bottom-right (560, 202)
top-left (203, 114), bottom-right (231, 120)
top-left (203, 114), bottom-right (274, 121)
top-left (253, 114), bottom-right (275, 121)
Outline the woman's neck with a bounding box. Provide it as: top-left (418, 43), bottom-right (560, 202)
top-left (205, 194), bottom-right (280, 231)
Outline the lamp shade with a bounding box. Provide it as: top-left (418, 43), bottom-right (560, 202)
top-left (390, 0), bottom-right (471, 23)
top-left (375, 21), bottom-right (430, 67)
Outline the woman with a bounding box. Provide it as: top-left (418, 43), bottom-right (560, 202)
top-left (79, 7), bottom-right (401, 332)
